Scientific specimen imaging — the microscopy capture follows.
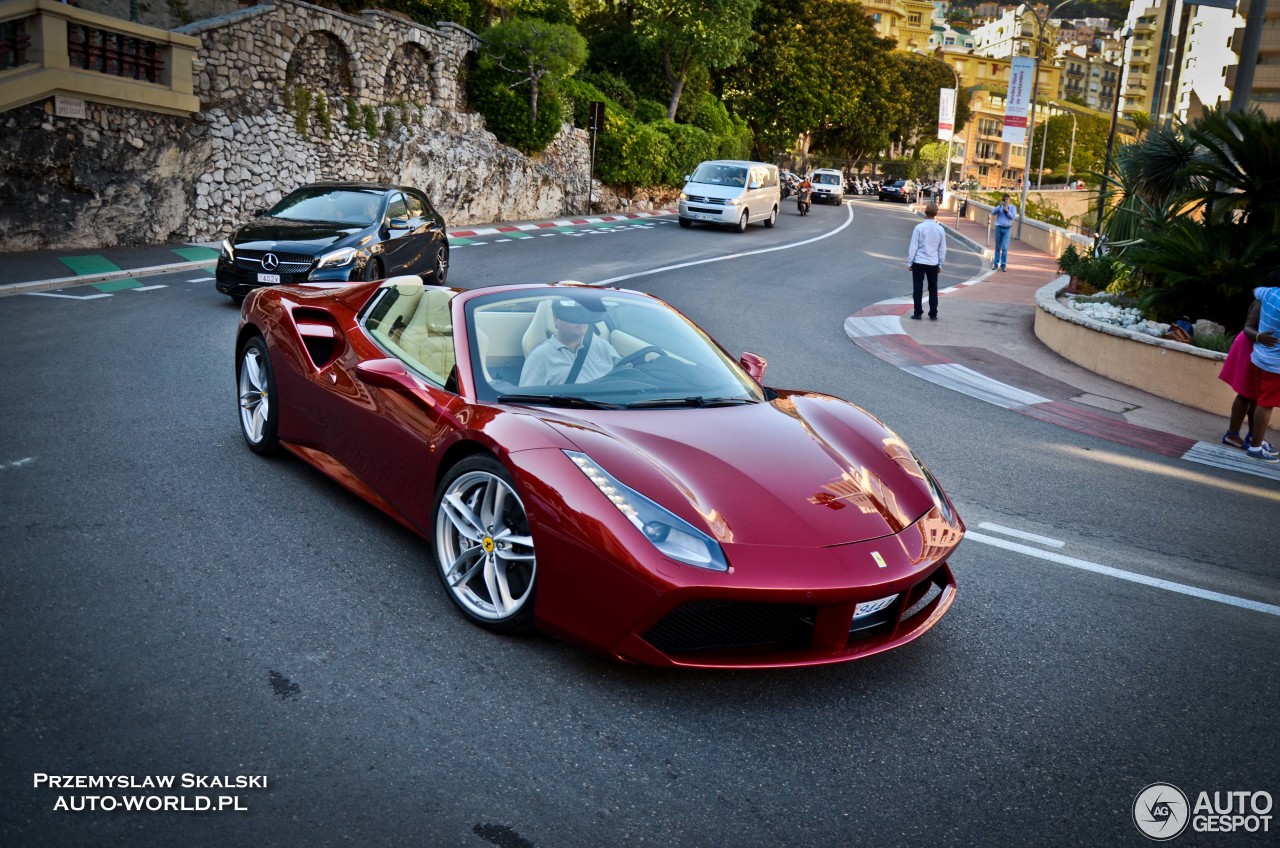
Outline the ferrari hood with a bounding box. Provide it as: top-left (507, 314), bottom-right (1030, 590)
top-left (541, 393), bottom-right (940, 547)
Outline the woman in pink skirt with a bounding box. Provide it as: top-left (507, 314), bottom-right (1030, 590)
top-left (1219, 299), bottom-right (1261, 448)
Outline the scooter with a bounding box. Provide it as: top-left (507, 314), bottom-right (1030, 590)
top-left (796, 187), bottom-right (811, 215)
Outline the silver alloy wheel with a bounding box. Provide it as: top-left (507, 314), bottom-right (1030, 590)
top-left (435, 470), bottom-right (536, 622)
top-left (238, 345), bottom-right (270, 445)
top-left (433, 243), bottom-right (449, 283)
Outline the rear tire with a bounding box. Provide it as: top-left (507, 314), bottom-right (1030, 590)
top-left (764, 205), bottom-right (777, 228)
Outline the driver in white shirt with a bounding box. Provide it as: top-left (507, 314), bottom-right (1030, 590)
top-left (519, 299), bottom-right (622, 386)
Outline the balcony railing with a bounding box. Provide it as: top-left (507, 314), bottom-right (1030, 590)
top-left (0, 0), bottom-right (200, 116)
top-left (67, 22), bottom-right (165, 82)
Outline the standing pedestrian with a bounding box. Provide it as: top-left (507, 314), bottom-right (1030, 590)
top-left (1246, 281), bottom-right (1280, 462)
top-left (992, 193), bottom-right (1018, 271)
top-left (1218, 298), bottom-right (1260, 448)
top-left (906, 202), bottom-right (947, 321)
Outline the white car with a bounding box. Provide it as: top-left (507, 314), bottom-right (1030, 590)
top-left (810, 169), bottom-right (845, 204)
top-left (678, 160), bottom-right (781, 232)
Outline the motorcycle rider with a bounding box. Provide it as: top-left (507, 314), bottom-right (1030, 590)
top-left (796, 174), bottom-right (813, 214)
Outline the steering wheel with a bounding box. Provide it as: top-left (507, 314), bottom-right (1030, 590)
top-left (614, 345), bottom-right (668, 370)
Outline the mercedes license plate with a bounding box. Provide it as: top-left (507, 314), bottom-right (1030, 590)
top-left (257, 273), bottom-right (281, 284)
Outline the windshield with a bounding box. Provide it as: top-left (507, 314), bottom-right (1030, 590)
top-left (467, 289), bottom-right (766, 408)
top-left (813, 173), bottom-right (840, 185)
top-left (689, 163), bottom-right (747, 188)
top-left (269, 188), bottom-right (385, 225)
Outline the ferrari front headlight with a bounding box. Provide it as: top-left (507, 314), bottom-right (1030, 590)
top-left (565, 451), bottom-right (728, 572)
top-left (913, 452), bottom-right (957, 526)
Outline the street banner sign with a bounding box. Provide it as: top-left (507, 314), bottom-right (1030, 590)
top-left (937, 88), bottom-right (956, 141)
top-left (1002, 57), bottom-right (1035, 145)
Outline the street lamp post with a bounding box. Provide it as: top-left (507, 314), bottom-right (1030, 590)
top-left (1017, 0), bottom-right (1076, 238)
top-left (1066, 110), bottom-right (1078, 185)
top-left (915, 49), bottom-right (961, 200)
top-left (1095, 26), bottom-right (1134, 242)
top-left (1036, 100), bottom-right (1052, 190)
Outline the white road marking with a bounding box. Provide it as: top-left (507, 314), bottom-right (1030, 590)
top-left (1182, 440), bottom-right (1280, 482)
top-left (843, 315), bottom-right (906, 338)
top-left (976, 522), bottom-right (1065, 548)
top-left (1, 457), bottom-right (35, 470)
top-left (590, 203), bottom-right (858, 287)
top-left (25, 291), bottom-right (112, 300)
top-left (131, 285), bottom-right (167, 291)
top-left (965, 530), bottom-right (1280, 618)
top-left (186, 277), bottom-right (212, 282)
top-left (903, 362), bottom-right (1049, 409)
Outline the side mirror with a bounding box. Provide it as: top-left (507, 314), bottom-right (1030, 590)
top-left (739, 352), bottom-right (767, 384)
top-left (748, 181), bottom-right (761, 190)
top-left (357, 359), bottom-right (442, 412)
top-left (684, 175), bottom-right (692, 182)
top-left (388, 217), bottom-right (410, 230)
top-left (356, 358), bottom-right (418, 391)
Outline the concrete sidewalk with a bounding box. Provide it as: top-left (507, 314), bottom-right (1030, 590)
top-left (845, 205), bottom-right (1280, 482)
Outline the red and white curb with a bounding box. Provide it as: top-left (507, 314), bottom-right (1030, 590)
top-left (449, 210), bottom-right (675, 240)
top-left (845, 297), bottom-right (1280, 483)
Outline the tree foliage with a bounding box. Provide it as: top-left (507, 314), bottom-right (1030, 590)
top-left (722, 0), bottom-right (892, 159)
top-left (480, 18), bottom-right (586, 124)
top-left (630, 0), bottom-right (759, 120)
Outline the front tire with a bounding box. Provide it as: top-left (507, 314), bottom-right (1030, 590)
top-left (361, 256), bottom-right (383, 282)
top-left (735, 211), bottom-right (749, 233)
top-left (431, 242), bottom-right (449, 284)
top-left (678, 217), bottom-right (693, 228)
top-left (432, 455), bottom-right (537, 633)
top-left (237, 335), bottom-right (280, 455)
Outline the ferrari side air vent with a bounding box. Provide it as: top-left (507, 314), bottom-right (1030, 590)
top-left (291, 308), bottom-right (343, 369)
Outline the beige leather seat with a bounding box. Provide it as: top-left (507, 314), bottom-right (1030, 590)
top-left (392, 288), bottom-right (456, 384)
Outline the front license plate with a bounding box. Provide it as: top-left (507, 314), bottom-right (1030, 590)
top-left (853, 594), bottom-right (898, 620)
top-left (257, 273), bottom-right (281, 284)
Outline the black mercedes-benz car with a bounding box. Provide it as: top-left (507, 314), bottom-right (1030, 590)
top-left (215, 183), bottom-right (449, 300)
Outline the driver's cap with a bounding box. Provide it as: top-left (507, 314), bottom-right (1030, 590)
top-left (552, 299), bottom-right (596, 325)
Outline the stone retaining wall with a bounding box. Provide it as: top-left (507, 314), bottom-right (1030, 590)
top-left (1033, 277), bottom-right (1234, 415)
top-left (0, 0), bottom-right (647, 251)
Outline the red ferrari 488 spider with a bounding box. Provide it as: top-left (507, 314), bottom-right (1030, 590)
top-left (235, 276), bottom-right (963, 668)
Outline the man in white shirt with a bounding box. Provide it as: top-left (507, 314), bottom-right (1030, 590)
top-left (906, 202), bottom-right (947, 320)
top-left (519, 299), bottom-right (621, 386)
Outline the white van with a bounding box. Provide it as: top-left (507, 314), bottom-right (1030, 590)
top-left (678, 160), bottom-right (781, 232)
top-left (810, 168), bottom-right (844, 204)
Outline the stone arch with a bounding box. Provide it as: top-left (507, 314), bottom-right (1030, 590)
top-left (285, 29), bottom-right (356, 101)
top-left (383, 41), bottom-right (435, 104)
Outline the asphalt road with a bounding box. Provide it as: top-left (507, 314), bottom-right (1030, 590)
top-left (1, 197), bottom-right (1275, 847)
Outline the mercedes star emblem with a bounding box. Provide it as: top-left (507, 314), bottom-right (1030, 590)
top-left (262, 253), bottom-right (280, 271)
